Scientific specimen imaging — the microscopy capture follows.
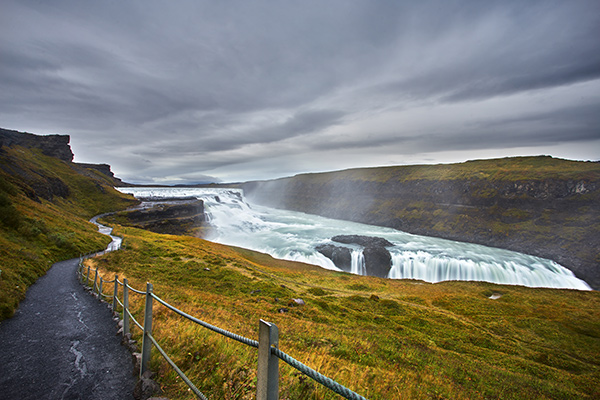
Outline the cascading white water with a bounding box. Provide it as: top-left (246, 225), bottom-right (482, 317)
top-left (350, 249), bottom-right (366, 276)
top-left (117, 187), bottom-right (591, 290)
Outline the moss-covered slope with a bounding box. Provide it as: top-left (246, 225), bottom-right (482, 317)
top-left (241, 156), bottom-right (600, 288)
top-left (87, 224), bottom-right (600, 399)
top-left (0, 144), bottom-right (137, 320)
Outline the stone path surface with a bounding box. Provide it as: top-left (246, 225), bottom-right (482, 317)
top-left (0, 257), bottom-right (136, 400)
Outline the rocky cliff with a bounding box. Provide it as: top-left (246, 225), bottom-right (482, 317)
top-left (101, 200), bottom-right (207, 237)
top-left (1, 128), bottom-right (124, 188)
top-left (74, 163), bottom-right (123, 185)
top-left (0, 128), bottom-right (74, 162)
top-left (0, 129), bottom-right (138, 319)
top-left (242, 157), bottom-right (600, 289)
top-left (316, 235), bottom-right (394, 278)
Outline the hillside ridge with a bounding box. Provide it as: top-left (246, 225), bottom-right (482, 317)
top-left (0, 128), bottom-right (137, 319)
top-left (241, 156), bottom-right (600, 288)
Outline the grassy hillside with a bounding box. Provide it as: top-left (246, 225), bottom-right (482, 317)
top-left (87, 224), bottom-right (600, 399)
top-left (0, 145), bottom-right (137, 320)
top-left (242, 156), bottom-right (600, 288)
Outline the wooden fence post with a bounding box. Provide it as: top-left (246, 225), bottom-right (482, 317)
top-left (86, 265), bottom-right (90, 286)
top-left (257, 319), bottom-right (279, 400)
top-left (140, 282), bottom-right (154, 378)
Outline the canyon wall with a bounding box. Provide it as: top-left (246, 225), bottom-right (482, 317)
top-left (0, 128), bottom-right (74, 162)
top-left (242, 157), bottom-right (600, 289)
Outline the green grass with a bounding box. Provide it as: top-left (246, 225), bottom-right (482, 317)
top-left (241, 156), bottom-right (600, 288)
top-left (3, 145), bottom-right (599, 398)
top-left (89, 224), bottom-right (600, 399)
top-left (0, 145), bottom-right (137, 320)
top-left (283, 156), bottom-right (600, 183)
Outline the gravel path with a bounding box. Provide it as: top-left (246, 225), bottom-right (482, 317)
top-left (0, 256), bottom-right (136, 400)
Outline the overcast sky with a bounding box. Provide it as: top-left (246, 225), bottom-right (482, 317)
top-left (2, 0), bottom-right (599, 183)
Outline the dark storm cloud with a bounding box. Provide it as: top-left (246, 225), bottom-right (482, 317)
top-left (1, 0), bottom-right (599, 183)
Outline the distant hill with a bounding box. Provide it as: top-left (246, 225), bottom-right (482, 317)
top-left (241, 156), bottom-right (600, 289)
top-left (0, 128), bottom-right (137, 319)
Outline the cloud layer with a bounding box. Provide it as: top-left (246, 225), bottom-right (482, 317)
top-left (2, 0), bottom-right (599, 183)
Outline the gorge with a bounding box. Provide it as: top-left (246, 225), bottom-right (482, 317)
top-left (117, 187), bottom-right (591, 290)
top-left (240, 157), bottom-right (600, 289)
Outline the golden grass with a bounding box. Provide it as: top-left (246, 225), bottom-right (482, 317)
top-left (0, 146), bottom-right (137, 319)
top-left (88, 225), bottom-right (600, 399)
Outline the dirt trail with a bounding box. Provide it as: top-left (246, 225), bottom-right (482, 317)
top-left (0, 256), bottom-right (136, 400)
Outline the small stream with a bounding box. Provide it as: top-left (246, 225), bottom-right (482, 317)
top-left (90, 214), bottom-right (122, 253)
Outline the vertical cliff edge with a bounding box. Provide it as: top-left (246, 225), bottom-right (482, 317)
top-left (242, 157), bottom-right (600, 289)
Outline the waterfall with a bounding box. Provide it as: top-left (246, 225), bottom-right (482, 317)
top-left (117, 187), bottom-right (591, 290)
top-left (350, 250), bottom-right (366, 276)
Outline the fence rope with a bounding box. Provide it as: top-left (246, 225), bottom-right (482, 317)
top-left (127, 285), bottom-right (146, 295)
top-left (151, 293), bottom-right (259, 349)
top-left (147, 334), bottom-right (209, 400)
top-left (80, 220), bottom-right (370, 400)
top-left (272, 348), bottom-right (368, 400)
top-left (115, 297), bottom-right (124, 309)
top-left (126, 308), bottom-right (143, 331)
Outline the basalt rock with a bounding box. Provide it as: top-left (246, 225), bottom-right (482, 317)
top-left (0, 128), bottom-right (74, 162)
top-left (315, 244), bottom-right (352, 272)
top-left (126, 200), bottom-right (205, 221)
top-left (316, 235), bottom-right (392, 278)
top-left (134, 370), bottom-right (162, 400)
top-left (334, 235), bottom-right (393, 278)
top-left (111, 200), bottom-right (207, 236)
top-left (332, 235), bottom-right (394, 248)
top-left (363, 246), bottom-right (392, 278)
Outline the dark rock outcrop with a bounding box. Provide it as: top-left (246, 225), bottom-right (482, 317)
top-left (126, 201), bottom-right (205, 221)
top-left (315, 244), bottom-right (352, 271)
top-left (1, 128), bottom-right (126, 187)
top-left (75, 163), bottom-right (123, 183)
top-left (0, 155), bottom-right (71, 201)
top-left (134, 370), bottom-right (162, 400)
top-left (73, 163), bottom-right (124, 186)
top-left (363, 246), bottom-right (392, 278)
top-left (332, 235), bottom-right (393, 248)
top-left (76, 163), bottom-right (115, 178)
top-left (0, 128), bottom-right (74, 162)
top-left (108, 200), bottom-right (207, 236)
top-left (316, 235), bottom-right (392, 278)
top-left (29, 175), bottom-right (71, 201)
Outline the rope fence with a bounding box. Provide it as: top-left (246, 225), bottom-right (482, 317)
top-left (77, 255), bottom-right (369, 400)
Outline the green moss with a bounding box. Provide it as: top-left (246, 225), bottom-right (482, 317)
top-left (82, 224), bottom-right (600, 400)
top-left (0, 146), bottom-right (137, 320)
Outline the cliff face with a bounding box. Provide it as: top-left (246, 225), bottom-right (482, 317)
top-left (75, 163), bottom-right (114, 178)
top-left (0, 129), bottom-right (138, 320)
top-left (1, 128), bottom-right (125, 188)
top-left (74, 163), bottom-right (123, 185)
top-left (102, 200), bottom-right (207, 237)
top-left (242, 157), bottom-right (600, 289)
top-left (0, 128), bottom-right (74, 162)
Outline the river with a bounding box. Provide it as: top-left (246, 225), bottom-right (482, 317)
top-left (117, 187), bottom-right (590, 290)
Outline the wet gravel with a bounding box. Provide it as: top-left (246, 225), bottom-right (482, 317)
top-left (0, 257), bottom-right (136, 400)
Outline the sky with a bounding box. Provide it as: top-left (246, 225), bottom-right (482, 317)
top-left (1, 0), bottom-right (599, 184)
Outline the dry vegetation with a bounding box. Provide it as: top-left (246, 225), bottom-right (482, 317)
top-left (88, 224), bottom-right (600, 399)
top-left (0, 146), bottom-right (136, 319)
top-left (2, 144), bottom-right (599, 399)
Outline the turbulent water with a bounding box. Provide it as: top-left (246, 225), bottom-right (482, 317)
top-left (118, 187), bottom-right (591, 290)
